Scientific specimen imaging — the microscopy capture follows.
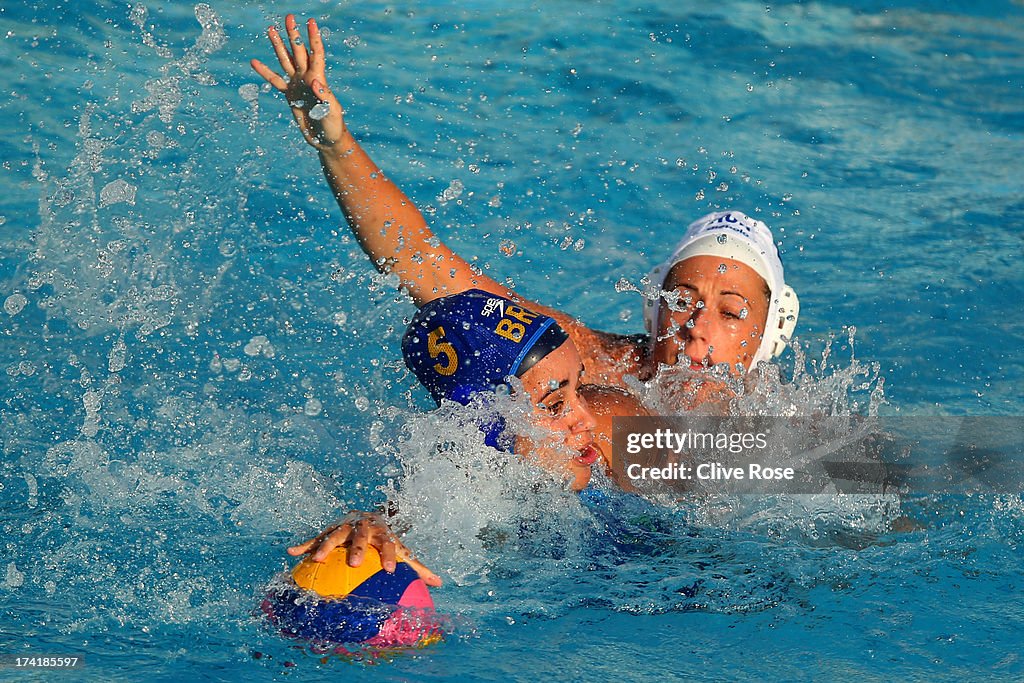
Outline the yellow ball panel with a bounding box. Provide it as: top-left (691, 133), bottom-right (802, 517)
top-left (291, 546), bottom-right (385, 598)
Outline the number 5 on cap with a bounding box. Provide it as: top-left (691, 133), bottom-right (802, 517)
top-left (427, 326), bottom-right (458, 376)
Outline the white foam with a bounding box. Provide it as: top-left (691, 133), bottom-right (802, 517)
top-left (637, 329), bottom-right (898, 535)
top-left (242, 335), bottom-right (275, 358)
top-left (5, 562), bottom-right (25, 589)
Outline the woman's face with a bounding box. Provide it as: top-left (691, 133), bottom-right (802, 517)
top-left (518, 339), bottom-right (597, 450)
top-left (653, 255), bottom-right (770, 375)
top-left (516, 339), bottom-right (599, 489)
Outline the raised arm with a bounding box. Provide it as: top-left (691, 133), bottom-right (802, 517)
top-left (251, 14), bottom-right (644, 385)
top-left (251, 14), bottom-right (508, 306)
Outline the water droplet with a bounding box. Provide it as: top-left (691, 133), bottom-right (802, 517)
top-left (343, 35), bottom-right (362, 48)
top-left (614, 278), bottom-right (637, 293)
top-left (3, 293), bottom-right (27, 315)
top-left (499, 239), bottom-right (516, 256)
top-left (5, 562), bottom-right (25, 589)
top-left (243, 335), bottom-right (275, 358)
top-left (716, 234), bottom-right (728, 244)
top-left (238, 83), bottom-right (259, 103)
top-left (354, 396), bottom-right (370, 411)
top-left (99, 179), bottom-right (137, 207)
top-left (333, 311), bottom-right (348, 326)
top-left (108, 337), bottom-right (127, 372)
top-left (303, 397), bottom-right (323, 416)
top-left (739, 308), bottom-right (749, 319)
top-left (717, 263), bottom-right (727, 274)
top-left (128, 4), bottom-right (147, 25)
top-left (439, 179), bottom-right (464, 203)
top-left (308, 101), bottom-right (331, 120)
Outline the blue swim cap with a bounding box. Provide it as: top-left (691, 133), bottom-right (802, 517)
top-left (402, 289), bottom-right (569, 407)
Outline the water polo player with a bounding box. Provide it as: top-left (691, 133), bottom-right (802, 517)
top-left (402, 289), bottom-right (601, 491)
top-left (286, 291), bottom-right (616, 580)
top-left (643, 211), bottom-right (799, 375)
top-left (250, 15), bottom-right (799, 391)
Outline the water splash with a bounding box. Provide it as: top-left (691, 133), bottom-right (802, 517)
top-left (27, 3), bottom-right (234, 342)
top-left (130, 4), bottom-right (226, 124)
top-left (632, 328), bottom-right (899, 538)
top-left (0, 4), bottom-right (383, 637)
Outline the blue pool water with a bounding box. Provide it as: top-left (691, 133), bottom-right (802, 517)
top-left (2, 0), bottom-right (1023, 680)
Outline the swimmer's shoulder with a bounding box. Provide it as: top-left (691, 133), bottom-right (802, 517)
top-left (516, 296), bottom-right (650, 387)
top-left (574, 329), bottom-right (650, 387)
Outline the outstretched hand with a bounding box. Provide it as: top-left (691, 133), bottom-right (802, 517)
top-left (250, 14), bottom-right (347, 151)
top-left (288, 510), bottom-right (443, 588)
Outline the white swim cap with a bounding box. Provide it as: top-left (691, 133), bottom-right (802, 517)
top-left (643, 210), bottom-right (799, 367)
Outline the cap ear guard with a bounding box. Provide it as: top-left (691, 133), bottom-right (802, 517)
top-left (448, 384), bottom-right (481, 405)
top-left (445, 385), bottom-right (515, 453)
top-left (765, 285), bottom-right (799, 358)
top-left (481, 415), bottom-right (513, 452)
